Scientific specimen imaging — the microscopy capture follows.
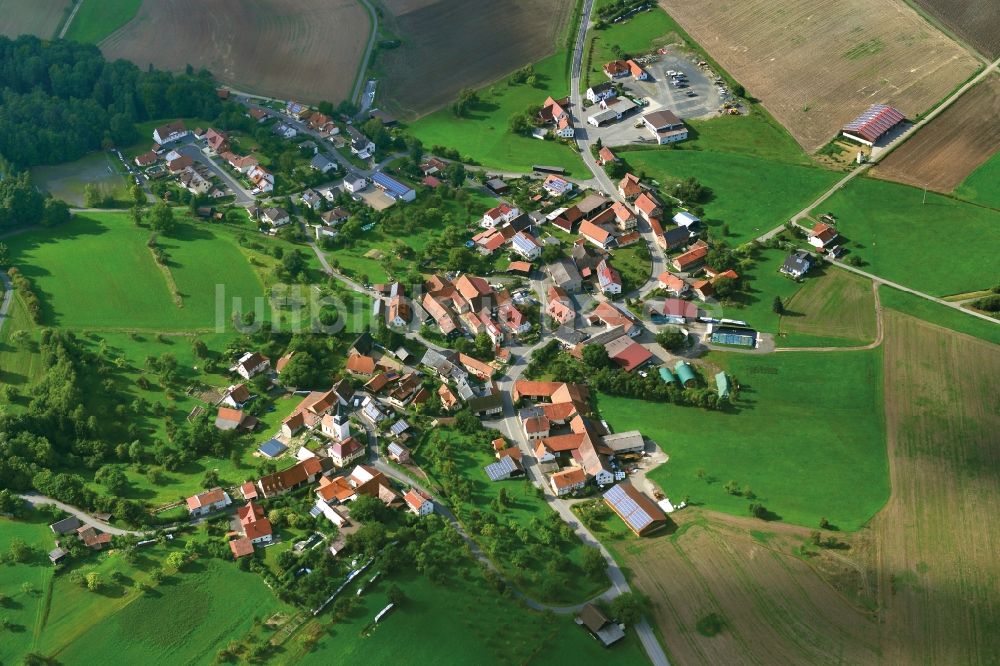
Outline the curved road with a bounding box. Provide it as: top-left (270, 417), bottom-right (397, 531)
top-left (18, 493), bottom-right (145, 536)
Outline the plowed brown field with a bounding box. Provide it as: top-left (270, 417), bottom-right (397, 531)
top-left (658, 0), bottom-right (980, 152)
top-left (377, 0), bottom-right (574, 117)
top-left (909, 0), bottom-right (1000, 59)
top-left (622, 311), bottom-right (1000, 664)
top-left (100, 0), bottom-right (369, 104)
top-left (0, 0), bottom-right (69, 39)
top-left (874, 74), bottom-right (1000, 192)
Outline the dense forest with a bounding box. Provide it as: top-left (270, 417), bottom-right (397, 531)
top-left (0, 35), bottom-right (222, 167)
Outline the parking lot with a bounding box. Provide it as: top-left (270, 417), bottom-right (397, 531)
top-left (581, 48), bottom-right (734, 148)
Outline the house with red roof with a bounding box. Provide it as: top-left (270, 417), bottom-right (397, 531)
top-left (657, 271), bottom-right (689, 296)
top-left (611, 201), bottom-right (636, 231)
top-left (809, 222), bottom-right (839, 249)
top-left (634, 192), bottom-right (660, 222)
top-left (627, 59), bottom-right (647, 80)
top-left (597, 146), bottom-right (618, 165)
top-left (618, 173), bottom-right (642, 200)
top-left (546, 285), bottom-right (575, 325)
top-left (579, 219), bottom-right (614, 249)
top-left (482, 203), bottom-right (520, 228)
top-left (596, 258), bottom-right (623, 295)
top-left (186, 488), bottom-right (232, 517)
top-left (842, 104), bottom-right (905, 146)
top-left (671, 244), bottom-right (708, 272)
top-left (603, 60), bottom-right (630, 79)
top-left (404, 488), bottom-right (434, 516)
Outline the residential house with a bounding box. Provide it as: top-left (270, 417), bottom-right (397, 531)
top-left (588, 301), bottom-right (641, 336)
top-left (345, 353), bottom-right (377, 376)
top-left (281, 386), bottom-right (341, 437)
top-left (152, 120), bottom-right (188, 145)
top-left (543, 174), bottom-right (573, 197)
top-left (310, 153), bottom-right (336, 173)
top-left (329, 437), bottom-right (365, 468)
top-left (361, 395), bottom-right (388, 425)
top-left (596, 258), bottom-right (623, 295)
top-left (618, 173), bottom-right (642, 200)
top-left (261, 207), bottom-right (290, 227)
top-left (438, 383), bottom-right (459, 411)
top-left (420, 157), bottom-right (448, 175)
top-left (458, 353), bottom-right (494, 380)
top-left (203, 128), bottom-right (229, 154)
top-left (511, 231), bottom-right (542, 260)
top-left (611, 201), bottom-right (637, 231)
top-left (167, 155), bottom-right (193, 174)
top-left (257, 457), bottom-right (324, 498)
top-left (546, 258), bottom-right (583, 292)
top-left (221, 384), bottom-right (252, 409)
top-left (347, 126), bottom-right (375, 159)
top-left (232, 351), bottom-right (270, 379)
top-left (178, 168), bottom-right (211, 195)
top-left (661, 225), bottom-right (691, 250)
top-left (671, 244), bottom-right (708, 272)
top-left (388, 442), bottom-right (411, 464)
top-left (627, 59), bottom-right (647, 79)
top-left (780, 249), bottom-right (812, 279)
top-left (454, 274), bottom-right (493, 312)
top-left (223, 152), bottom-right (259, 174)
top-left (403, 489), bottom-right (434, 516)
top-left (273, 122), bottom-right (297, 139)
top-left (634, 192), bottom-right (660, 222)
top-left (523, 413), bottom-right (551, 440)
top-left (643, 110), bottom-right (688, 144)
top-left (597, 146), bottom-right (618, 166)
top-left (579, 219), bottom-right (614, 250)
top-left (387, 295), bottom-right (411, 326)
top-left (604, 60), bottom-right (630, 78)
top-left (135, 151), bottom-right (158, 167)
top-left (248, 165), bottom-right (274, 194)
top-left (186, 487), bottom-right (232, 517)
top-left (657, 271), bottom-right (689, 296)
top-left (285, 101), bottom-right (311, 120)
top-left (498, 303), bottom-right (530, 335)
top-left (586, 81), bottom-right (617, 103)
top-left (550, 468), bottom-right (587, 496)
top-left (343, 173), bottom-right (367, 193)
top-left (547, 285), bottom-right (575, 324)
top-left (482, 203), bottom-right (520, 228)
top-left (238, 501), bottom-right (273, 544)
top-left (809, 222), bottom-right (839, 249)
top-left (248, 108), bottom-right (268, 123)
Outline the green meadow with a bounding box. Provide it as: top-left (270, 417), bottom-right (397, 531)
top-left (408, 53), bottom-right (586, 174)
top-left (954, 150), bottom-right (1000, 209)
top-left (879, 286), bottom-right (1000, 345)
top-left (4, 212), bottom-right (264, 330)
top-left (63, 0), bottom-right (141, 44)
top-left (600, 349), bottom-right (889, 531)
top-left (814, 176), bottom-right (1000, 296)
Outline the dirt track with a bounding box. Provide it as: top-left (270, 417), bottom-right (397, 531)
top-left (873, 74), bottom-right (1000, 193)
top-left (100, 0), bottom-right (369, 104)
top-left (658, 0), bottom-right (980, 152)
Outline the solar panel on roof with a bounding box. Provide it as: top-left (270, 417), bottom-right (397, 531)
top-left (604, 484), bottom-right (655, 532)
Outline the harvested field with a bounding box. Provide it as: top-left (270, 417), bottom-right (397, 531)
top-left (658, 0), bottom-right (980, 152)
top-left (874, 74), bottom-right (1000, 192)
top-left (378, 0), bottom-right (574, 117)
top-left (0, 0), bottom-right (69, 38)
top-left (870, 310), bottom-right (1000, 664)
top-left (620, 513), bottom-right (881, 665)
top-left (100, 0), bottom-right (369, 104)
top-left (909, 0), bottom-right (1000, 59)
top-left (780, 267), bottom-right (877, 344)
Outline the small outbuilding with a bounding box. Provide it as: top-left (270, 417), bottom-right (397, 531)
top-left (674, 361), bottom-right (697, 387)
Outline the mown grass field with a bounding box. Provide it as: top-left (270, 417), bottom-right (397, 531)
top-left (0, 295), bottom-right (46, 390)
top-left (286, 563), bottom-right (649, 666)
top-left (5, 212), bottom-right (264, 330)
top-left (63, 0), bottom-right (141, 43)
top-left (815, 176), bottom-right (1000, 296)
top-left (779, 266), bottom-right (877, 346)
top-left (879, 286), bottom-right (1000, 345)
top-left (601, 349), bottom-right (889, 531)
top-left (954, 149), bottom-right (1000, 209)
top-left (0, 514), bottom-right (56, 664)
top-left (408, 53), bottom-right (586, 174)
top-left (623, 137), bottom-right (840, 243)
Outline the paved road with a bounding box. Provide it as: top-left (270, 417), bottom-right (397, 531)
top-left (174, 142), bottom-right (254, 205)
top-left (57, 0), bottom-right (83, 39)
top-left (19, 493), bottom-right (145, 536)
top-left (352, 0), bottom-right (380, 107)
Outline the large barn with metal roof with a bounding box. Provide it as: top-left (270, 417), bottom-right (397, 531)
top-left (841, 104), bottom-right (905, 146)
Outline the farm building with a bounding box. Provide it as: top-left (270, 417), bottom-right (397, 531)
top-left (673, 211), bottom-right (700, 228)
top-left (658, 366), bottom-right (676, 384)
top-left (643, 110), bottom-right (688, 144)
top-left (842, 104), bottom-right (905, 146)
top-left (578, 604), bottom-right (625, 646)
top-left (674, 361), bottom-right (697, 387)
top-left (709, 326), bottom-right (759, 348)
top-left (603, 481), bottom-right (668, 536)
top-left (716, 372), bottom-right (730, 399)
top-left (371, 172), bottom-right (416, 202)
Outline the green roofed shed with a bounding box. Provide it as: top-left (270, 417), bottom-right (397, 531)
top-left (674, 361), bottom-right (696, 387)
top-left (658, 366), bottom-right (676, 384)
top-left (715, 371), bottom-right (730, 399)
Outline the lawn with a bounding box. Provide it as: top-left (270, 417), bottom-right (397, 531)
top-left (286, 555), bottom-right (650, 666)
top-left (30, 151), bottom-right (130, 207)
top-left (814, 176), bottom-right (1000, 296)
top-left (953, 149), bottom-right (1000, 209)
top-left (624, 145), bottom-right (840, 243)
top-left (879, 286), bottom-right (1000, 346)
top-left (600, 349), bottom-right (889, 531)
top-left (63, 0), bottom-right (140, 43)
top-left (413, 427), bottom-right (609, 604)
top-left (5, 212), bottom-right (265, 331)
top-left (0, 514), bottom-right (56, 665)
top-left (408, 53), bottom-right (586, 174)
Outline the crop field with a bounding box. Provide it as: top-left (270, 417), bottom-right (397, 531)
top-left (815, 176), bottom-right (1000, 296)
top-left (0, 0), bottom-right (68, 38)
top-left (618, 513), bottom-right (881, 665)
top-left (285, 562), bottom-right (649, 666)
top-left (63, 0), bottom-right (141, 43)
top-left (867, 310), bottom-right (1000, 663)
top-left (378, 0), bottom-right (574, 117)
top-left (658, 0), bottom-right (981, 152)
top-left (880, 286), bottom-right (1000, 345)
top-left (874, 75), bottom-right (1000, 193)
top-left (779, 267), bottom-right (877, 345)
top-left (908, 0), bottom-right (1000, 59)
top-left (623, 147), bottom-right (840, 243)
top-left (4, 212), bottom-right (264, 330)
top-left (408, 52), bottom-right (586, 174)
top-left (100, 0), bottom-right (370, 104)
top-left (31, 151), bottom-right (129, 207)
top-left (600, 348), bottom-right (888, 531)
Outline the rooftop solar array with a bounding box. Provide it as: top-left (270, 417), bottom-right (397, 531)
top-left (604, 484), bottom-right (654, 531)
top-left (484, 456), bottom-right (518, 481)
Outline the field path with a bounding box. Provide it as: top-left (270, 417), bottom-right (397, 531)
top-left (18, 493), bottom-right (146, 536)
top-left (57, 0), bottom-right (82, 39)
top-left (351, 0), bottom-right (378, 105)
top-left (774, 280), bottom-right (885, 352)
